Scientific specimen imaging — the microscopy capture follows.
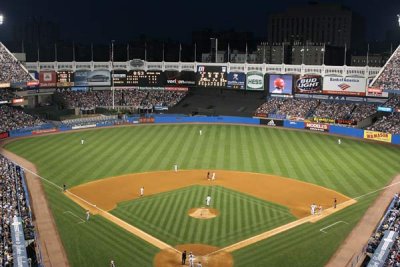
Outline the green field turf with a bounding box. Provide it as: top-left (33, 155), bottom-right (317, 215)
top-left (111, 185), bottom-right (295, 247)
top-left (4, 124), bottom-right (400, 267)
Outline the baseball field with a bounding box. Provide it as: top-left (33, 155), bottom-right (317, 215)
top-left (3, 124), bottom-right (400, 267)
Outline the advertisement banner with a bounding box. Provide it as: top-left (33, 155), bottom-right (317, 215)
top-left (366, 87), bottom-right (389, 98)
top-left (268, 74), bottom-right (293, 94)
top-left (74, 71), bottom-right (89, 86)
top-left (165, 87), bottom-right (189, 91)
top-left (295, 75), bottom-right (322, 94)
top-left (39, 71), bottom-right (57, 87)
top-left (71, 124), bottom-right (97, 130)
top-left (227, 72), bottom-right (246, 89)
top-left (87, 70), bottom-right (111, 86)
top-left (323, 76), bottom-right (367, 96)
top-left (57, 71), bottom-right (74, 87)
top-left (139, 117), bottom-right (155, 123)
top-left (0, 131), bottom-right (9, 139)
top-left (305, 122), bottom-right (330, 132)
top-left (31, 128), bottom-right (59, 135)
top-left (246, 71), bottom-right (264, 91)
top-left (364, 130), bottom-right (392, 143)
top-left (313, 117), bottom-right (335, 124)
top-left (196, 66), bottom-right (227, 88)
top-left (260, 119), bottom-right (283, 126)
top-left (165, 71), bottom-right (196, 87)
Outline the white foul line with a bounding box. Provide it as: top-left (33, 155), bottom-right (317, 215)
top-left (320, 221), bottom-right (348, 234)
top-left (63, 211), bottom-right (85, 224)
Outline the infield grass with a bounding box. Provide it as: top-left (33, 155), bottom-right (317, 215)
top-left (4, 124), bottom-right (400, 267)
top-left (111, 185), bottom-right (295, 247)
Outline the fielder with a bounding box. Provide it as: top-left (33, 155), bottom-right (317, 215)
top-left (174, 164), bottom-right (178, 172)
top-left (211, 172), bottom-right (216, 181)
top-left (110, 260), bottom-right (116, 267)
top-left (86, 210), bottom-right (90, 221)
top-left (199, 129), bottom-right (202, 136)
top-left (338, 139), bottom-right (341, 145)
top-left (140, 187), bottom-right (144, 197)
top-left (206, 195), bottom-right (211, 206)
top-left (81, 139), bottom-right (85, 145)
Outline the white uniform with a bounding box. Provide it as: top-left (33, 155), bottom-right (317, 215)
top-left (338, 139), bottom-right (341, 145)
top-left (199, 130), bottom-right (202, 135)
top-left (206, 196), bottom-right (211, 206)
top-left (86, 210), bottom-right (90, 221)
top-left (81, 139), bottom-right (84, 145)
top-left (211, 172), bottom-right (216, 181)
top-left (174, 164), bottom-right (178, 172)
top-left (189, 253), bottom-right (195, 267)
top-left (110, 260), bottom-right (116, 267)
top-left (310, 204), bottom-right (315, 215)
top-left (140, 187), bottom-right (144, 197)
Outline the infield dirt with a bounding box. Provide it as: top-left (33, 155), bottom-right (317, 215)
top-left (67, 170), bottom-right (351, 218)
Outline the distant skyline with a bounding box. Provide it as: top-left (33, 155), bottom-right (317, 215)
top-left (1, 0), bottom-right (400, 43)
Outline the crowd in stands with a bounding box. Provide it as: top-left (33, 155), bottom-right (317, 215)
top-left (0, 155), bottom-right (36, 266)
top-left (366, 194), bottom-right (400, 266)
top-left (276, 99), bottom-right (319, 119)
top-left (384, 96), bottom-right (400, 109)
top-left (372, 46), bottom-right (400, 91)
top-left (351, 103), bottom-right (378, 121)
top-left (367, 113), bottom-right (400, 135)
top-left (0, 105), bottom-right (45, 133)
top-left (0, 90), bottom-right (17, 102)
top-left (255, 98), bottom-right (285, 116)
top-left (0, 43), bottom-right (32, 85)
top-left (56, 89), bottom-right (187, 110)
top-left (312, 101), bottom-right (355, 120)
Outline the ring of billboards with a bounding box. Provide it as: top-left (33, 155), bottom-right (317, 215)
top-left (12, 67), bottom-right (386, 98)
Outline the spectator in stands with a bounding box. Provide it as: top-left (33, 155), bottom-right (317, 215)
top-left (0, 155), bottom-right (36, 266)
top-left (0, 105), bottom-right (45, 133)
top-left (367, 114), bottom-right (400, 135)
top-left (372, 46), bottom-right (400, 91)
top-left (0, 43), bottom-right (33, 85)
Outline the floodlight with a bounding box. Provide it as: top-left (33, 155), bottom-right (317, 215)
top-left (0, 15), bottom-right (4, 25)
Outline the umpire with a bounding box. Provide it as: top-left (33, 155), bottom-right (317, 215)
top-left (182, 250), bottom-right (187, 265)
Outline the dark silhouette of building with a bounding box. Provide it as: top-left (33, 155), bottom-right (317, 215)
top-left (267, 2), bottom-right (365, 50)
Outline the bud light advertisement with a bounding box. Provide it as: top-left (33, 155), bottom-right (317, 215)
top-left (246, 71), bottom-right (264, 91)
top-left (295, 75), bottom-right (322, 94)
top-left (268, 74), bottom-right (293, 95)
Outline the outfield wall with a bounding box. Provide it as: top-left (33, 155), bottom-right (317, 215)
top-left (1, 115), bottom-right (399, 145)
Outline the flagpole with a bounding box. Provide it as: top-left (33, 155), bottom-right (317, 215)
top-left (194, 43), bottom-right (197, 62)
top-left (344, 43), bottom-right (347, 66)
top-left (144, 42), bottom-right (147, 61)
top-left (245, 43), bottom-right (248, 63)
top-left (366, 43), bottom-right (369, 66)
top-left (127, 43), bottom-right (130, 61)
top-left (263, 43), bottom-right (266, 63)
top-left (282, 43), bottom-right (285, 64)
top-left (72, 41), bottom-right (75, 61)
top-left (55, 43), bottom-right (57, 61)
top-left (162, 43), bottom-right (165, 62)
top-left (179, 43), bottom-right (182, 62)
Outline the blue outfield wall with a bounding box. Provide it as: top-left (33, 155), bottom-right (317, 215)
top-left (393, 135), bottom-right (400, 145)
top-left (154, 116), bottom-right (260, 125)
top-left (329, 125), bottom-right (364, 139)
top-left (284, 120), bottom-right (305, 129)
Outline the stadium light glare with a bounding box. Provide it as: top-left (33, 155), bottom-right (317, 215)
top-left (398, 14), bottom-right (400, 27)
top-left (0, 14), bottom-right (4, 25)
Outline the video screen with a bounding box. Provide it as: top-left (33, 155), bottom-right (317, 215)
top-left (268, 74), bottom-right (293, 94)
top-left (196, 66), bottom-right (227, 88)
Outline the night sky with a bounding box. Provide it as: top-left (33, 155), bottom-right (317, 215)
top-left (1, 0), bottom-right (399, 43)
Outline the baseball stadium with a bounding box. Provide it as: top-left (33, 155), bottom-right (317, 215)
top-left (1, 6), bottom-right (400, 267)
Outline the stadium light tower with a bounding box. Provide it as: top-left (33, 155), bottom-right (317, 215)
top-left (0, 14), bottom-right (4, 25)
top-left (398, 14), bottom-right (400, 27)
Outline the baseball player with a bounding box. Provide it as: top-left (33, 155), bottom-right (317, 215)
top-left (63, 184), bottom-right (67, 192)
top-left (206, 195), bottom-right (211, 207)
top-left (110, 260), bottom-right (116, 267)
top-left (189, 252), bottom-right (195, 267)
top-left (338, 139), bottom-right (341, 145)
top-left (86, 210), bottom-right (90, 221)
top-left (81, 139), bottom-right (85, 145)
top-left (199, 129), bottom-right (202, 136)
top-left (211, 172), bottom-right (216, 181)
top-left (182, 250), bottom-right (187, 265)
top-left (140, 187), bottom-right (144, 197)
top-left (174, 164), bottom-right (178, 172)
top-left (334, 198), bottom-right (337, 209)
top-left (197, 262), bottom-right (202, 267)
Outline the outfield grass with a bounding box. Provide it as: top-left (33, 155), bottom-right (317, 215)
top-left (4, 124), bottom-right (400, 267)
top-left (112, 185), bottom-right (295, 247)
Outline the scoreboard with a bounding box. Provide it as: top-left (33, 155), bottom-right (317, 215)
top-left (126, 71), bottom-right (165, 87)
top-left (112, 71), bottom-right (128, 86)
top-left (196, 66), bottom-right (227, 88)
top-left (57, 71), bottom-right (74, 87)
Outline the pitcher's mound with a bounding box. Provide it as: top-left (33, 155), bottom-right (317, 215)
top-left (188, 208), bottom-right (219, 219)
top-left (154, 244), bottom-right (233, 267)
